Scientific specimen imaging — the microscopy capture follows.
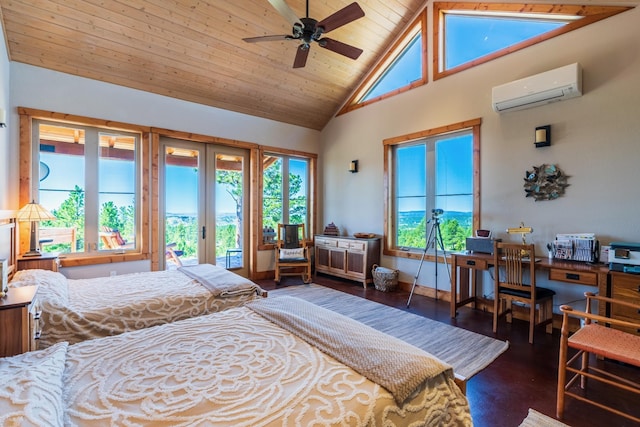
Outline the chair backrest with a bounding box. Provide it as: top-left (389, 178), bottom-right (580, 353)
top-left (494, 242), bottom-right (536, 292)
top-left (39, 227), bottom-right (77, 252)
top-left (277, 224), bottom-right (306, 249)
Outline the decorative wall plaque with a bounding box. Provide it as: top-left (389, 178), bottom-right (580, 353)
top-left (523, 164), bottom-right (569, 201)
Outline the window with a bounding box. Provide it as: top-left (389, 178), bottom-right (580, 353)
top-left (35, 119), bottom-right (141, 255)
top-left (262, 152), bottom-right (312, 244)
top-left (433, 3), bottom-right (632, 80)
top-left (360, 31), bottom-right (423, 102)
top-left (384, 119), bottom-right (480, 256)
top-left (342, 3), bottom-right (631, 112)
top-left (338, 11), bottom-right (427, 115)
top-left (443, 13), bottom-right (568, 71)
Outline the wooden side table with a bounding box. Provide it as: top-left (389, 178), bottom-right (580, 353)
top-left (0, 285), bottom-right (40, 357)
top-left (17, 253), bottom-right (59, 272)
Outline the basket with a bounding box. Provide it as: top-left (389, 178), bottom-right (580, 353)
top-left (371, 264), bottom-right (399, 292)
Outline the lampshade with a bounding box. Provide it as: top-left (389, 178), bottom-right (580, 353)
top-left (17, 200), bottom-right (56, 257)
top-left (17, 200), bottom-right (56, 222)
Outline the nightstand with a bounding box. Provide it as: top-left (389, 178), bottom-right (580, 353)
top-left (17, 253), bottom-right (59, 272)
top-left (0, 285), bottom-right (41, 357)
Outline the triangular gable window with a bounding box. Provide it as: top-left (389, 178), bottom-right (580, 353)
top-left (337, 11), bottom-right (427, 116)
top-left (361, 32), bottom-right (423, 102)
top-left (444, 13), bottom-right (570, 70)
top-left (338, 4), bottom-right (633, 115)
top-left (434, 3), bottom-right (632, 80)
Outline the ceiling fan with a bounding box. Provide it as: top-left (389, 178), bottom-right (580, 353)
top-left (243, 0), bottom-right (365, 68)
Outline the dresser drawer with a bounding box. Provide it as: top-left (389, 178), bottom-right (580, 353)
top-left (315, 237), bottom-right (337, 247)
top-left (347, 241), bottom-right (366, 251)
top-left (548, 268), bottom-right (597, 286)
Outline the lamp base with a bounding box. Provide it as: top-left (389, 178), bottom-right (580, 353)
top-left (22, 250), bottom-right (42, 257)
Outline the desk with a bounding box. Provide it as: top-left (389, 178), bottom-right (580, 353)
top-left (450, 252), bottom-right (609, 318)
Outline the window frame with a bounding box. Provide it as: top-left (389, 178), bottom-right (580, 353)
top-left (258, 147), bottom-right (317, 249)
top-left (432, 2), bottom-right (632, 81)
top-left (337, 10), bottom-right (427, 116)
top-left (383, 118), bottom-right (481, 260)
top-left (19, 108), bottom-right (151, 267)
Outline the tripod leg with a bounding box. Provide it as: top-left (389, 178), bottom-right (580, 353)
top-left (406, 247), bottom-right (428, 307)
top-left (407, 220), bottom-right (437, 307)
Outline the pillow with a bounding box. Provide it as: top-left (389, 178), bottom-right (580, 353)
top-left (9, 270), bottom-right (69, 304)
top-left (279, 247), bottom-right (305, 259)
top-left (0, 342), bottom-right (68, 427)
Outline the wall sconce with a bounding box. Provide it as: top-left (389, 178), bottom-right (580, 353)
top-left (349, 160), bottom-right (358, 173)
top-left (535, 125), bottom-right (551, 148)
top-left (0, 108), bottom-right (6, 128)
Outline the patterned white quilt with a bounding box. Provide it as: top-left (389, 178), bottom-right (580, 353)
top-left (62, 299), bottom-right (473, 426)
top-left (10, 266), bottom-right (264, 349)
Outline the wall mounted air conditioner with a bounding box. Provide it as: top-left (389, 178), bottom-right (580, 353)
top-left (492, 63), bottom-right (582, 113)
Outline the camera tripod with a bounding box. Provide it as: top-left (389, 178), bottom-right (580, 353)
top-left (407, 209), bottom-right (451, 307)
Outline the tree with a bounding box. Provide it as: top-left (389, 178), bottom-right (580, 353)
top-left (261, 158), bottom-right (305, 230)
top-left (216, 169), bottom-right (243, 250)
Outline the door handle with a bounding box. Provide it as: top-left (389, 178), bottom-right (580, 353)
top-left (202, 226), bottom-right (206, 239)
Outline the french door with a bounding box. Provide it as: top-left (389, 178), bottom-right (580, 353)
top-left (160, 137), bottom-right (248, 275)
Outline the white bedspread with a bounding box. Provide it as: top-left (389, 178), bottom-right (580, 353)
top-left (62, 302), bottom-right (472, 426)
top-left (10, 266), bottom-right (264, 349)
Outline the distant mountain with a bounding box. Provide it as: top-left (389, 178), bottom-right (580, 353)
top-left (399, 210), bottom-right (472, 228)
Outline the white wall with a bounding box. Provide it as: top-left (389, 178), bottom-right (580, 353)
top-left (320, 6), bottom-right (640, 306)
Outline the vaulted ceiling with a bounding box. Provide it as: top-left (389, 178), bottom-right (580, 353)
top-left (0, 0), bottom-right (425, 130)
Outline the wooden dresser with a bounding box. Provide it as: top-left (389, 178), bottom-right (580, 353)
top-left (314, 235), bottom-right (380, 288)
top-left (607, 271), bottom-right (640, 335)
top-left (0, 285), bottom-right (41, 357)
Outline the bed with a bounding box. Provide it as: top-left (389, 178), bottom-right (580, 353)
top-left (9, 264), bottom-right (266, 349)
top-left (0, 296), bottom-right (472, 426)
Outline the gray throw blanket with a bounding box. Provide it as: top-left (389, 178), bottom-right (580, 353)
top-left (247, 296), bottom-right (453, 404)
top-left (178, 264), bottom-right (262, 297)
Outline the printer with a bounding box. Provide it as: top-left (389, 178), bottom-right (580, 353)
top-left (465, 230), bottom-right (501, 254)
top-left (608, 242), bottom-right (640, 274)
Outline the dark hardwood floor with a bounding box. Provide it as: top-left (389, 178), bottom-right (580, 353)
top-left (256, 274), bottom-right (640, 427)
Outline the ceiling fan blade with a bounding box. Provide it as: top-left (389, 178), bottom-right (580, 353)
top-left (268, 0), bottom-right (303, 27)
top-left (318, 37), bottom-right (363, 60)
top-left (293, 44), bottom-right (310, 68)
top-left (243, 35), bottom-right (291, 43)
top-left (317, 2), bottom-right (365, 33)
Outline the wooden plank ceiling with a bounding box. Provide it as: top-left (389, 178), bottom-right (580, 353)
top-left (0, 0), bottom-right (425, 130)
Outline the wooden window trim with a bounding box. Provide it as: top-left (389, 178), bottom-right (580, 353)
top-left (18, 107), bottom-right (151, 267)
top-left (433, 2), bottom-right (633, 81)
top-left (382, 118), bottom-right (481, 261)
top-left (337, 9), bottom-right (428, 117)
top-left (257, 147), bottom-right (318, 252)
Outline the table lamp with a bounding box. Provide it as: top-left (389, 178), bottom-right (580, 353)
top-left (17, 200), bottom-right (56, 257)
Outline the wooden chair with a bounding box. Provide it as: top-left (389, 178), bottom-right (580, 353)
top-left (39, 227), bottom-right (77, 252)
top-left (165, 243), bottom-right (184, 267)
top-left (274, 223), bottom-right (311, 284)
top-left (557, 292), bottom-right (640, 422)
top-left (493, 242), bottom-right (555, 344)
